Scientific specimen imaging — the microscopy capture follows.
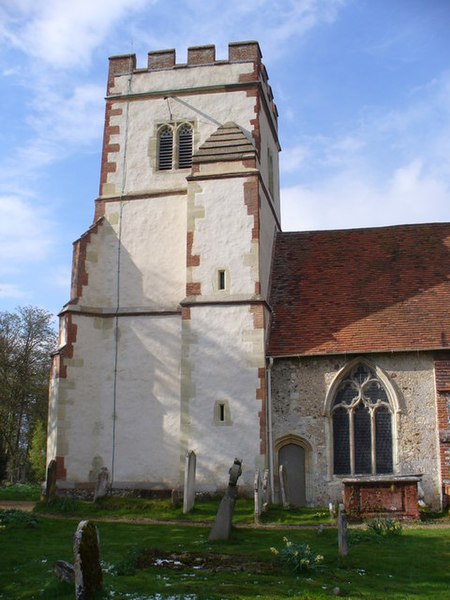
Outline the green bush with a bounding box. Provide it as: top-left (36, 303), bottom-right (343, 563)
top-left (0, 509), bottom-right (40, 529)
top-left (366, 517), bottom-right (403, 536)
top-left (28, 420), bottom-right (47, 482)
top-left (270, 536), bottom-right (324, 573)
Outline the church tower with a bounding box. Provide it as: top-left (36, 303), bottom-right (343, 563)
top-left (47, 42), bottom-right (281, 495)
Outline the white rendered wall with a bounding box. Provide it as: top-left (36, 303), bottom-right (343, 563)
top-left (80, 198), bottom-right (186, 311)
top-left (181, 304), bottom-right (265, 492)
top-left (259, 184), bottom-right (278, 300)
top-left (189, 177), bottom-right (257, 299)
top-left (105, 89), bottom-right (258, 198)
top-left (55, 313), bottom-right (182, 486)
top-left (112, 314), bottom-right (182, 485)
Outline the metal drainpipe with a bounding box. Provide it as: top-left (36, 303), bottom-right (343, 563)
top-left (267, 356), bottom-right (275, 503)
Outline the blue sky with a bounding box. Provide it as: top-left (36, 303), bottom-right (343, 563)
top-left (1, 0), bottom-right (449, 317)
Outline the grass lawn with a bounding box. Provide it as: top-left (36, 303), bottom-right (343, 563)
top-left (0, 483), bottom-right (41, 501)
top-left (0, 505), bottom-right (449, 600)
top-left (32, 496), bottom-right (332, 526)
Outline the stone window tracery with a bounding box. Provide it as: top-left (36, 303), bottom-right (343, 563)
top-left (332, 363), bottom-right (393, 475)
top-left (157, 122), bottom-right (193, 170)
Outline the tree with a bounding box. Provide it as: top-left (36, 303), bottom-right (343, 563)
top-left (0, 306), bottom-right (57, 482)
top-left (28, 419), bottom-right (47, 481)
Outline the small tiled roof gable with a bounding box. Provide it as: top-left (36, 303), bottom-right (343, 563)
top-left (192, 122), bottom-right (255, 163)
top-left (268, 223), bottom-right (450, 356)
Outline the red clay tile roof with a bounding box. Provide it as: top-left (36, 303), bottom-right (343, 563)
top-left (268, 223), bottom-right (450, 356)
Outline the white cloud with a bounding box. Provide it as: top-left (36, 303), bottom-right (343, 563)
top-left (281, 69), bottom-right (450, 231)
top-left (1, 0), bottom-right (151, 69)
top-left (0, 195), bottom-right (54, 268)
top-left (0, 283), bottom-right (27, 300)
top-left (281, 159), bottom-right (450, 232)
top-left (127, 0), bottom-right (349, 65)
top-left (281, 145), bottom-right (310, 173)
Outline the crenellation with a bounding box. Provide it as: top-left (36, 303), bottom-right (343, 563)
top-left (187, 45), bottom-right (215, 65)
top-left (148, 48), bottom-right (176, 70)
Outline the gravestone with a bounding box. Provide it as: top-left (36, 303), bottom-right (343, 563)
top-left (208, 458), bottom-right (243, 541)
top-left (279, 464), bottom-right (289, 508)
top-left (73, 520), bottom-right (102, 599)
top-left (254, 468), bottom-right (262, 524)
top-left (337, 504), bottom-right (348, 559)
top-left (94, 467), bottom-right (109, 501)
top-left (54, 560), bottom-right (74, 583)
top-left (183, 450), bottom-right (196, 514)
top-left (171, 488), bottom-right (180, 508)
top-left (329, 501), bottom-right (337, 519)
top-left (262, 468), bottom-right (270, 509)
top-left (45, 459), bottom-right (57, 502)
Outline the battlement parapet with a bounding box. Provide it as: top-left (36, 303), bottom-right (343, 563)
top-left (108, 41), bottom-right (262, 77)
top-left (106, 41), bottom-right (277, 126)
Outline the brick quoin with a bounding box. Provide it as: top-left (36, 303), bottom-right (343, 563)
top-left (244, 178), bottom-right (261, 295)
top-left (244, 179), bottom-right (260, 241)
top-left (186, 231), bottom-right (200, 267)
top-left (70, 219), bottom-right (104, 303)
top-left (435, 358), bottom-right (450, 499)
top-left (53, 314), bottom-right (77, 380)
top-left (99, 102), bottom-right (121, 197)
top-left (55, 456), bottom-right (67, 480)
top-left (186, 282), bottom-right (201, 296)
top-left (250, 305), bottom-right (266, 454)
top-left (181, 307), bottom-right (191, 321)
top-left (242, 88), bottom-right (261, 154)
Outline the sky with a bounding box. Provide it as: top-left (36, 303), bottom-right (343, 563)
top-left (0, 0), bottom-right (449, 317)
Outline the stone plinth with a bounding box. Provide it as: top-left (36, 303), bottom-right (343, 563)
top-left (342, 475), bottom-right (421, 520)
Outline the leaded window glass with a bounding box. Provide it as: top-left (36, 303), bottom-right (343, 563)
top-left (331, 363), bottom-right (393, 475)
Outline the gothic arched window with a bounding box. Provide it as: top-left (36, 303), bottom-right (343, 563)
top-left (157, 122), bottom-right (193, 170)
top-left (332, 363), bottom-right (393, 475)
top-left (177, 123), bottom-right (193, 168)
top-left (158, 125), bottom-right (173, 170)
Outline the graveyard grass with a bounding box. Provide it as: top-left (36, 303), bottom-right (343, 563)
top-left (33, 496), bottom-right (331, 526)
top-left (1, 507), bottom-right (450, 599)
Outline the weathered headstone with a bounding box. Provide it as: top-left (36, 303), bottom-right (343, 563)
top-left (73, 520), bottom-right (102, 600)
top-left (171, 488), bottom-right (180, 508)
top-left (329, 501), bottom-right (337, 519)
top-left (44, 459), bottom-right (57, 502)
top-left (262, 468), bottom-right (270, 510)
top-left (418, 482), bottom-right (426, 507)
top-left (254, 468), bottom-right (262, 524)
top-left (54, 560), bottom-right (75, 583)
top-left (279, 464), bottom-right (289, 508)
top-left (183, 450), bottom-right (196, 514)
top-left (337, 503), bottom-right (348, 559)
top-left (208, 458), bottom-right (243, 541)
top-left (94, 467), bottom-right (109, 501)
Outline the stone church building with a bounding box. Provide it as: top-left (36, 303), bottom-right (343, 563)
top-left (47, 42), bottom-right (450, 511)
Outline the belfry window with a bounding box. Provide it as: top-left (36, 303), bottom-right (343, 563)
top-left (158, 125), bottom-right (173, 170)
top-left (178, 124), bottom-right (193, 168)
top-left (332, 363), bottom-right (393, 475)
top-left (157, 122), bottom-right (193, 170)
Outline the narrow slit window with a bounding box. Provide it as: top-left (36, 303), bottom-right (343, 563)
top-left (214, 400), bottom-right (231, 425)
top-left (218, 270), bottom-right (226, 290)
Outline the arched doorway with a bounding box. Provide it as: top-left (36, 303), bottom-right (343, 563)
top-left (278, 442), bottom-right (306, 506)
